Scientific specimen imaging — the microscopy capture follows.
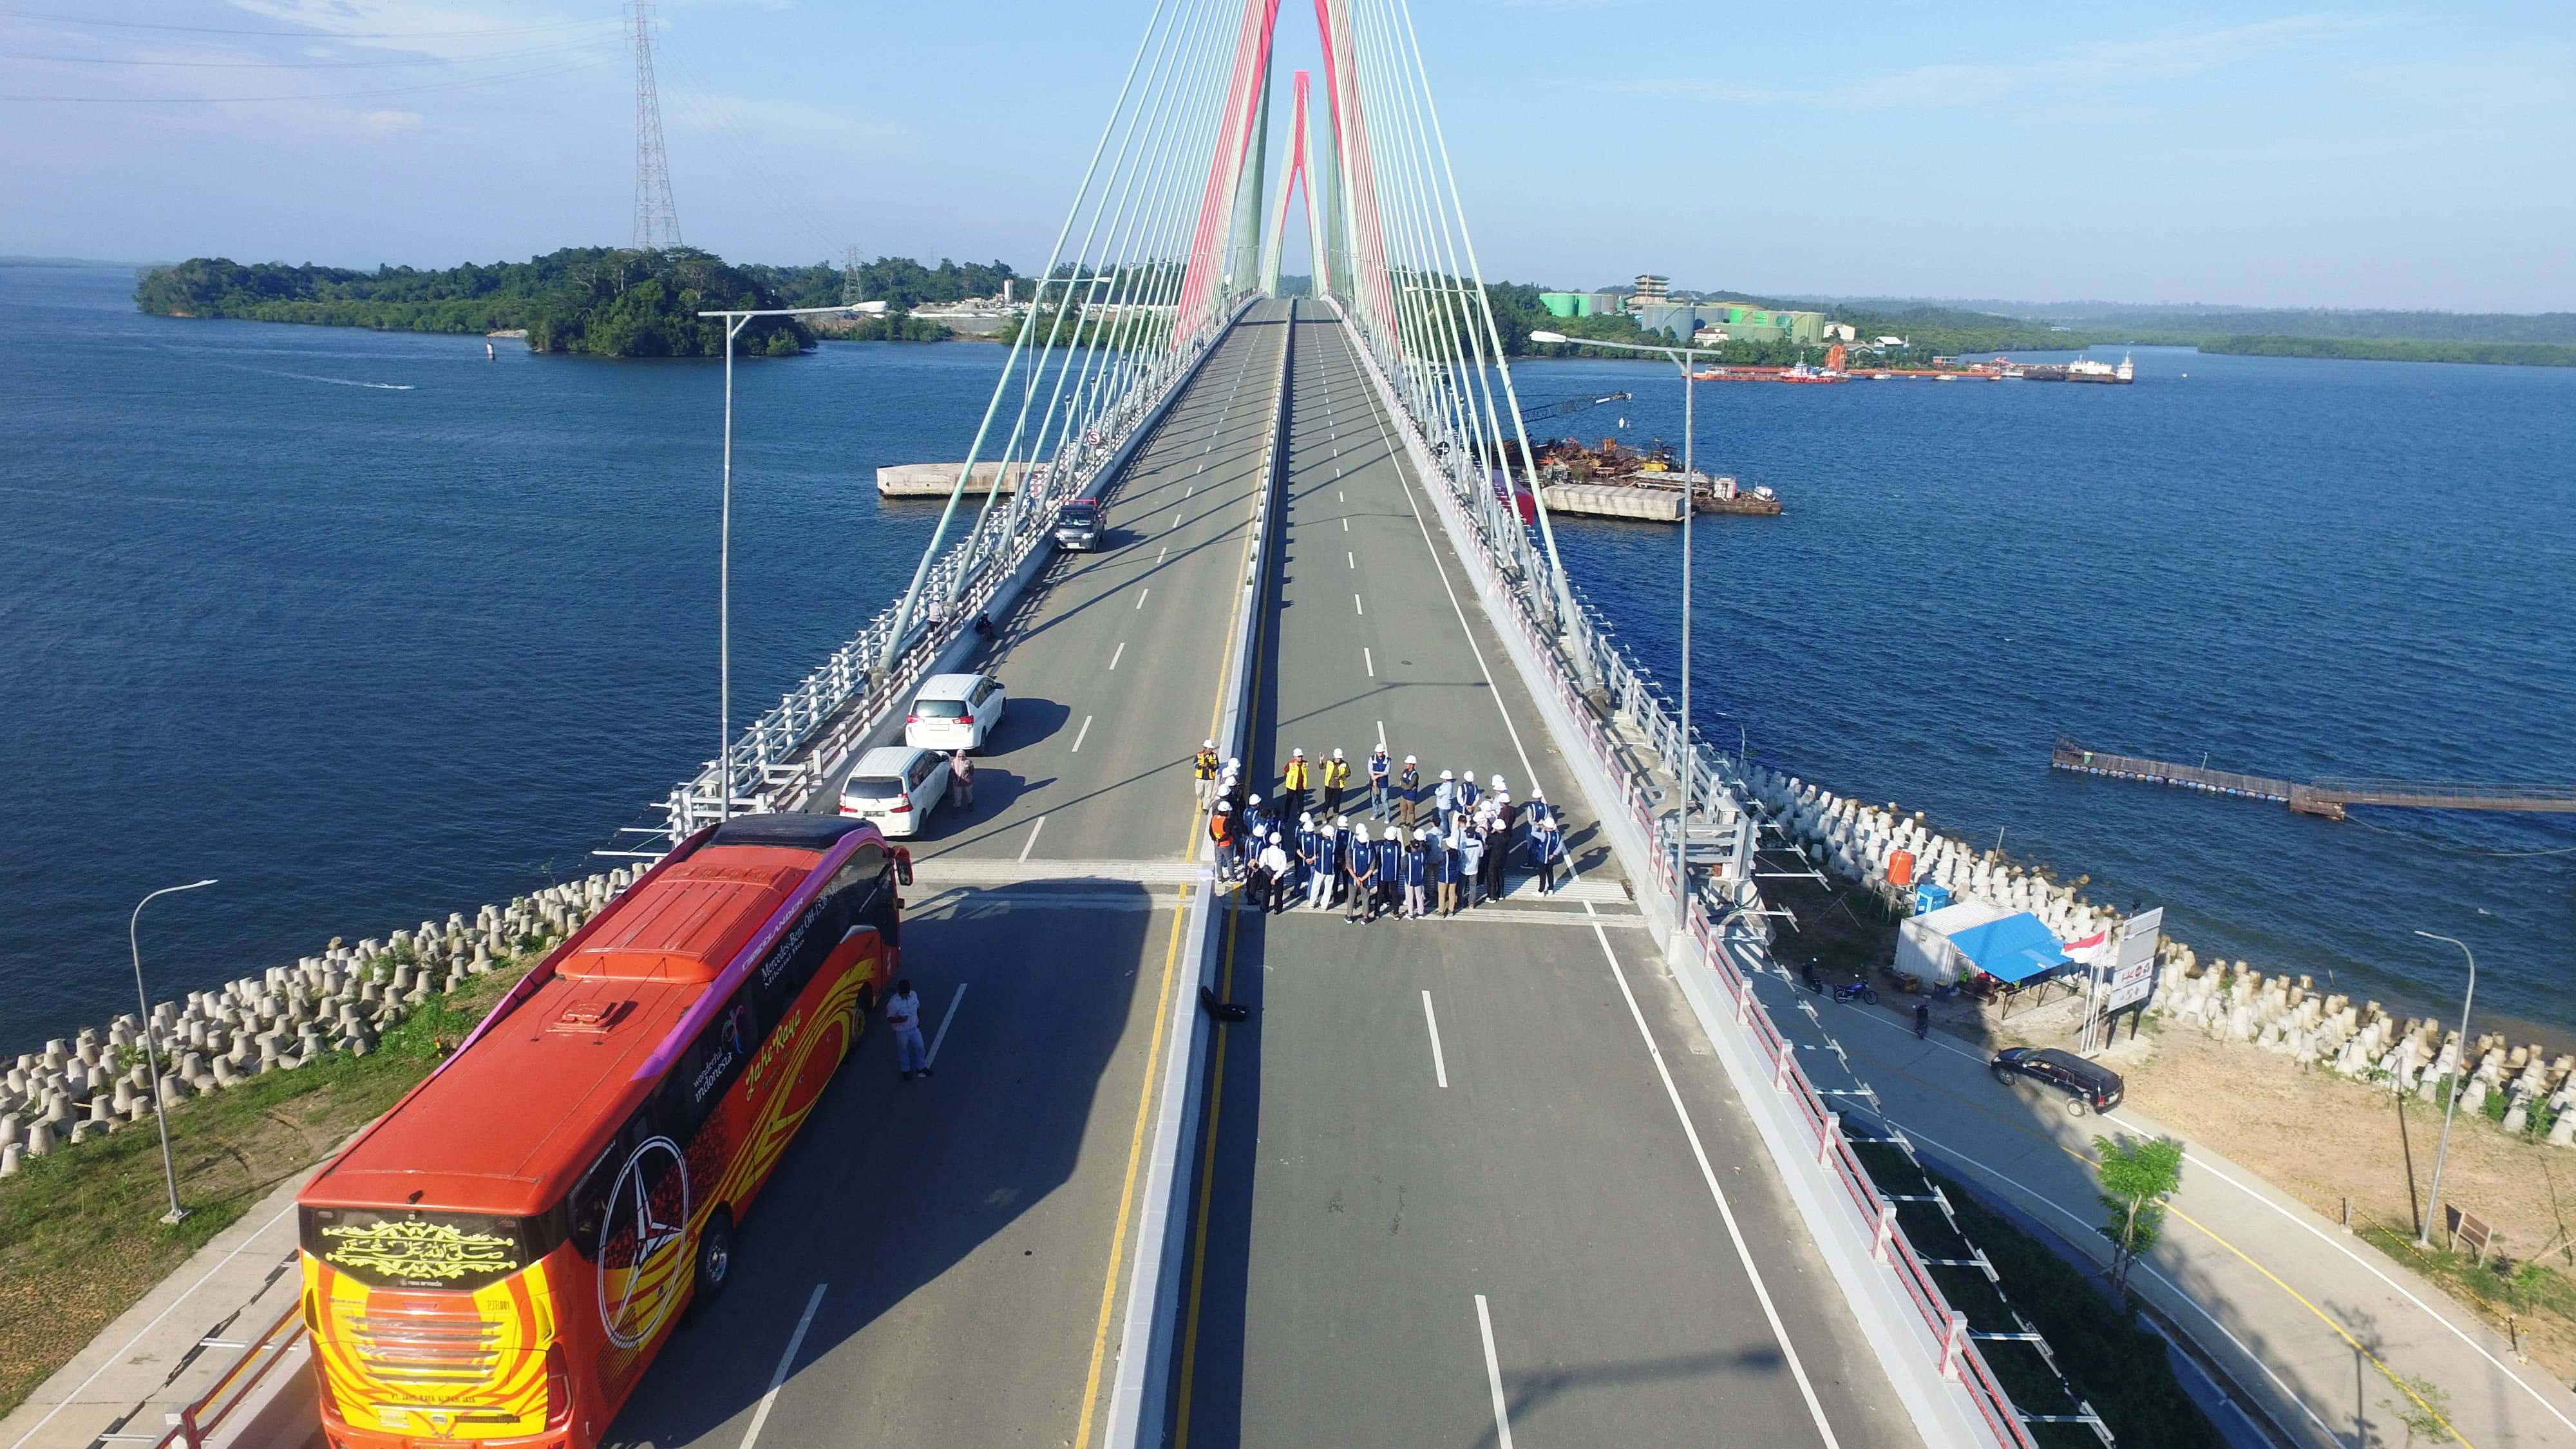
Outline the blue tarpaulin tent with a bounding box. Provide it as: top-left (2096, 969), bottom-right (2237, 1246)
top-left (1947, 912), bottom-right (2070, 984)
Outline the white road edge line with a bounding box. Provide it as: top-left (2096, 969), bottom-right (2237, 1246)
top-left (1422, 990), bottom-right (1449, 1089)
top-left (737, 1282), bottom-right (826, 1449)
top-left (1474, 1295), bottom-right (1516, 1449)
top-left (1358, 326), bottom-right (1838, 1446)
top-left (1108, 641), bottom-right (1126, 670)
top-left (1018, 815), bottom-right (1046, 863)
top-left (1584, 899), bottom-right (1844, 1448)
top-left (1814, 971), bottom-right (2576, 1436)
top-left (928, 982), bottom-right (968, 1066)
top-left (1070, 714), bottom-right (1094, 753)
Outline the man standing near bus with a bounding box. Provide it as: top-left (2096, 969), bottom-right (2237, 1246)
top-left (887, 980), bottom-right (931, 1081)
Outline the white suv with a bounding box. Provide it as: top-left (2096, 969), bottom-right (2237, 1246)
top-left (905, 672), bottom-right (1007, 751)
top-left (837, 746), bottom-right (949, 837)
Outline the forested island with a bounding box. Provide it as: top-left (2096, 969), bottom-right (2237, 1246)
top-left (134, 247), bottom-right (1021, 358)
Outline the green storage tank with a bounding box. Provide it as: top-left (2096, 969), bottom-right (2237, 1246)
top-left (1539, 292), bottom-right (1583, 318)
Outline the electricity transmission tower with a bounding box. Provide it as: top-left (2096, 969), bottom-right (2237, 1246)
top-left (629, 0), bottom-right (682, 251)
top-left (842, 243), bottom-right (863, 305)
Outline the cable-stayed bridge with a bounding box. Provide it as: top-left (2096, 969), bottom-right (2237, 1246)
top-left (629, 0), bottom-right (2058, 1445)
top-left (125, 4), bottom-right (2067, 1448)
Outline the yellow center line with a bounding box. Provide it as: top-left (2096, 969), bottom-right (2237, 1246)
top-left (1829, 1026), bottom-right (2474, 1445)
top-left (2163, 1202), bottom-right (2470, 1446)
top-left (1071, 321), bottom-right (1278, 1449)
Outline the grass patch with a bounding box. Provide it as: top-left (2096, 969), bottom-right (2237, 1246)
top-left (2360, 1222), bottom-right (2576, 1352)
top-left (0, 966), bottom-right (531, 1419)
top-left (1852, 1140), bottom-right (2223, 1448)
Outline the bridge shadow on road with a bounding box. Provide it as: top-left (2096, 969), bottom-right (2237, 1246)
top-left (601, 881), bottom-right (1162, 1448)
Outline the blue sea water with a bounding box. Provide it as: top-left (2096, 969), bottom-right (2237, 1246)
top-left (2, 265), bottom-right (2570, 1052)
top-left (1522, 350), bottom-right (2575, 1036)
top-left (0, 263), bottom-right (1000, 1053)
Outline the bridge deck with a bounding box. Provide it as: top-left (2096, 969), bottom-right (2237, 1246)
top-left (1170, 303), bottom-right (1920, 1447)
top-left (603, 303), bottom-right (1291, 1449)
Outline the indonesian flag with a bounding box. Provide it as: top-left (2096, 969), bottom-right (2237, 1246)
top-left (2063, 930), bottom-right (2110, 963)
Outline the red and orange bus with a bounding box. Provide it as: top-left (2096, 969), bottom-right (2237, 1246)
top-left (296, 813), bottom-right (909, 1448)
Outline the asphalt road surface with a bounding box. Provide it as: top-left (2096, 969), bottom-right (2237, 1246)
top-left (1166, 301), bottom-right (1926, 1449)
top-left (604, 302), bottom-right (1289, 1448)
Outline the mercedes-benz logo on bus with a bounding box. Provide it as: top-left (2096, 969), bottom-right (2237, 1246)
top-left (598, 1135), bottom-right (690, 1350)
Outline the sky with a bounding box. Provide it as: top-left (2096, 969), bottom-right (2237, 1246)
top-left (3, 1), bottom-right (2570, 311)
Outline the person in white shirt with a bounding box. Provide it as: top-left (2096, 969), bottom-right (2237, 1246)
top-left (1257, 831), bottom-right (1293, 913)
top-left (887, 980), bottom-right (931, 1081)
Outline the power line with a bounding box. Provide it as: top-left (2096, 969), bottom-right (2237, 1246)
top-left (0, 39), bottom-right (617, 68)
top-left (0, 7), bottom-right (620, 39)
top-left (0, 53), bottom-right (612, 104)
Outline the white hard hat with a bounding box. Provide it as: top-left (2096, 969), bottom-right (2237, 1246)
top-left (1492, 774), bottom-right (1506, 790)
top-left (1216, 800), bottom-right (1231, 811)
top-left (1292, 746), bottom-right (1305, 757)
top-left (1227, 756), bottom-right (1240, 768)
top-left (1441, 769), bottom-right (1454, 780)
top-left (1354, 823), bottom-right (1370, 840)
top-left (1204, 739), bottom-right (1215, 750)
top-left (1300, 811), bottom-right (1314, 824)
top-left (1271, 829), bottom-right (1283, 842)
top-left (1334, 747), bottom-right (1345, 759)
top-left (1416, 828), bottom-right (1433, 841)
top-left (1336, 814), bottom-right (1350, 827)
top-left (1497, 789), bottom-right (1511, 800)
top-left (1248, 793), bottom-right (1263, 806)
top-left (1404, 754), bottom-right (1416, 764)
top-left (1531, 788), bottom-right (1545, 800)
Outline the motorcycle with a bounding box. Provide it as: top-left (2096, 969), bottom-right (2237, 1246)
top-left (1832, 981), bottom-right (1879, 1006)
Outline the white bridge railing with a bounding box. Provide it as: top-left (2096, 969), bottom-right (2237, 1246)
top-left (658, 307), bottom-right (1244, 840)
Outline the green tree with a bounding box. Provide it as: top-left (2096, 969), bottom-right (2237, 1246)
top-left (2092, 1133), bottom-right (2184, 1295)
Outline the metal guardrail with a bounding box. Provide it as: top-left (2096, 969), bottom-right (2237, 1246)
top-left (147, 1300), bottom-right (308, 1449)
top-left (1349, 310), bottom-right (2038, 1448)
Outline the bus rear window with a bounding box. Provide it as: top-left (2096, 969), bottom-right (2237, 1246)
top-left (301, 1206), bottom-right (550, 1292)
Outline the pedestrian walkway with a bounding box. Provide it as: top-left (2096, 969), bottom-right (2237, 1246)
top-left (1730, 941), bottom-right (2576, 1449)
top-left (3, 1165), bottom-right (318, 1449)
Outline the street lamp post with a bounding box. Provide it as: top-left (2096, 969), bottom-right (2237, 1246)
top-left (2413, 929), bottom-right (2477, 1248)
top-left (1531, 328), bottom-right (1699, 902)
top-left (131, 878), bottom-right (216, 1225)
top-left (692, 303), bottom-right (864, 822)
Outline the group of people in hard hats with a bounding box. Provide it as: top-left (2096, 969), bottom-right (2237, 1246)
top-left (1193, 741), bottom-right (1567, 920)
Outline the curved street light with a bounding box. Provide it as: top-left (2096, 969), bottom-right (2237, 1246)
top-left (1532, 328), bottom-right (1700, 907)
top-left (2412, 929), bottom-right (2477, 1248)
top-left (693, 303), bottom-right (867, 822)
top-left (133, 878), bottom-right (217, 1224)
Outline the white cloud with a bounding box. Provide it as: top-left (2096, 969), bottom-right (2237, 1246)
top-left (357, 109), bottom-right (423, 131)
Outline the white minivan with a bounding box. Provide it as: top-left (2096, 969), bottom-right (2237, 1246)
top-left (905, 672), bottom-right (1007, 751)
top-left (837, 745), bottom-right (950, 837)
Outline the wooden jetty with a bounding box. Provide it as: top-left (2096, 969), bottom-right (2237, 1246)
top-left (2050, 738), bottom-right (2576, 821)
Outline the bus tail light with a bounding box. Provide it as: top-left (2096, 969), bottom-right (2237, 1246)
top-left (545, 1343), bottom-right (572, 1428)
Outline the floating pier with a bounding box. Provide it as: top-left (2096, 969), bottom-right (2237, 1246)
top-left (875, 461), bottom-right (1037, 497)
top-left (2051, 738), bottom-right (2576, 820)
